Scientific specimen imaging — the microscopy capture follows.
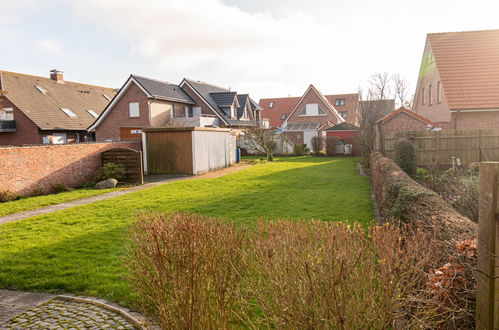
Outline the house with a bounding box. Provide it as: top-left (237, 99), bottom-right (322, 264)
top-left (413, 29), bottom-right (499, 129)
top-left (376, 106), bottom-right (435, 135)
top-left (89, 75), bottom-right (264, 141)
top-left (260, 92), bottom-right (359, 128)
top-left (324, 122), bottom-right (361, 156)
top-left (260, 84), bottom-right (394, 148)
top-left (0, 69), bottom-right (116, 145)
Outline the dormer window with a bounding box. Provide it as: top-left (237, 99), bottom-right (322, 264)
top-left (269, 101), bottom-right (274, 108)
top-left (102, 94), bottom-right (111, 101)
top-left (281, 114), bottom-right (286, 120)
top-left (35, 85), bottom-right (48, 95)
top-left (61, 108), bottom-right (77, 118)
top-left (87, 109), bottom-right (98, 118)
top-left (340, 111), bottom-right (348, 119)
top-left (335, 98), bottom-right (345, 106)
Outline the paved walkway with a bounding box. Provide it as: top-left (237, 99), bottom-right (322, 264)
top-left (0, 164), bottom-right (251, 225)
top-left (0, 290), bottom-right (148, 329)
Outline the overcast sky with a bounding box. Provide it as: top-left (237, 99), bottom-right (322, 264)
top-left (1, 0), bottom-right (499, 100)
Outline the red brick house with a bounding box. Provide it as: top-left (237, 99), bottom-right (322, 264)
top-left (90, 75), bottom-right (263, 141)
top-left (0, 69), bottom-right (116, 145)
top-left (413, 29), bottom-right (499, 129)
top-left (260, 92), bottom-right (359, 128)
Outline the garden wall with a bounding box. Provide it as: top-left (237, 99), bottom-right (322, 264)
top-left (370, 151), bottom-right (476, 245)
top-left (0, 141), bottom-right (141, 196)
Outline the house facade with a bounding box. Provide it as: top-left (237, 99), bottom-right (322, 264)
top-left (90, 75), bottom-right (263, 141)
top-left (413, 29), bottom-right (499, 129)
top-left (0, 69), bottom-right (116, 145)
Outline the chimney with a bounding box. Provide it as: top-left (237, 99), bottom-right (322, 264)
top-left (50, 69), bottom-right (64, 83)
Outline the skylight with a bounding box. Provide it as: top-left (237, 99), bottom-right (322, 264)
top-left (87, 109), bottom-right (98, 118)
top-left (35, 85), bottom-right (48, 95)
top-left (61, 108), bottom-right (77, 118)
top-left (102, 94), bottom-right (111, 101)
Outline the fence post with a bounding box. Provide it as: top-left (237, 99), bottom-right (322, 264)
top-left (476, 162), bottom-right (499, 329)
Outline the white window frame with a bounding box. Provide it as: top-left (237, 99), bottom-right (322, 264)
top-left (35, 85), bottom-right (48, 95)
top-left (102, 94), bottom-right (111, 101)
top-left (184, 105), bottom-right (189, 117)
top-left (335, 98), bottom-right (345, 106)
top-left (193, 106), bottom-right (202, 117)
top-left (129, 102), bottom-right (140, 118)
top-left (422, 87), bottom-right (425, 105)
top-left (299, 103), bottom-right (325, 116)
top-left (0, 107), bottom-right (13, 120)
top-left (437, 81), bottom-right (442, 103)
top-left (269, 101), bottom-right (274, 108)
top-left (428, 84), bottom-right (432, 105)
top-left (130, 129), bottom-right (142, 134)
top-left (61, 108), bottom-right (77, 118)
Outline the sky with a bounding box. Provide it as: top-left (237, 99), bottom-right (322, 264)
top-left (1, 0), bottom-right (499, 100)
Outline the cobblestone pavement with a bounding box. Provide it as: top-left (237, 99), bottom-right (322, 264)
top-left (0, 298), bottom-right (137, 329)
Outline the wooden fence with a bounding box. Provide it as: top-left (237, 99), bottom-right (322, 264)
top-left (101, 148), bottom-right (144, 184)
top-left (381, 129), bottom-right (499, 166)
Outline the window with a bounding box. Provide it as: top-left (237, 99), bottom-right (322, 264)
top-left (131, 129), bottom-right (142, 134)
top-left (184, 105), bottom-right (189, 117)
top-left (281, 113), bottom-right (286, 120)
top-left (61, 108), bottom-right (77, 118)
top-left (52, 133), bottom-right (67, 144)
top-left (0, 108), bottom-right (13, 120)
top-left (35, 85), bottom-right (48, 95)
top-left (269, 101), bottom-right (274, 108)
top-left (340, 111), bottom-right (348, 119)
top-left (129, 102), bottom-right (140, 117)
top-left (193, 106), bottom-right (202, 117)
top-left (335, 98), bottom-right (345, 106)
top-left (428, 84), bottom-right (432, 105)
top-left (86, 109), bottom-right (98, 118)
top-left (102, 94), bottom-right (111, 101)
top-left (421, 87), bottom-right (425, 105)
top-left (437, 81), bottom-right (442, 103)
top-left (299, 103), bottom-right (325, 116)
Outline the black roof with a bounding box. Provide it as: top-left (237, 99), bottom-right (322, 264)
top-left (210, 92), bottom-right (238, 107)
top-left (132, 75), bottom-right (195, 104)
top-left (325, 122), bottom-right (359, 131)
top-left (236, 94), bottom-right (249, 119)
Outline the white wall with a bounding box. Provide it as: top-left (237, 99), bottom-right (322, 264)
top-left (192, 130), bottom-right (236, 174)
top-left (170, 116), bottom-right (220, 127)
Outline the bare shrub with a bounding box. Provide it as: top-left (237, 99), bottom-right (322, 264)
top-left (0, 189), bottom-right (17, 202)
top-left (125, 212), bottom-right (247, 329)
top-left (325, 135), bottom-right (338, 156)
top-left (310, 135), bottom-right (324, 155)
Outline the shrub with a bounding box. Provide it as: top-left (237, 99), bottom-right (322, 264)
top-left (51, 183), bottom-right (68, 194)
top-left (77, 181), bottom-right (96, 189)
top-left (0, 189), bottom-right (17, 203)
top-left (125, 212), bottom-right (247, 329)
top-left (310, 135), bottom-right (324, 155)
top-left (293, 144), bottom-right (306, 156)
top-left (30, 186), bottom-right (46, 197)
top-left (395, 138), bottom-right (417, 177)
top-left (95, 162), bottom-right (126, 181)
top-left (325, 136), bottom-right (338, 156)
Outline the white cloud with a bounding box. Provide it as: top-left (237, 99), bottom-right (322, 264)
top-left (35, 37), bottom-right (65, 55)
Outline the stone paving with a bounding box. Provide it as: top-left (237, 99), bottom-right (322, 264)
top-left (0, 298), bottom-right (137, 329)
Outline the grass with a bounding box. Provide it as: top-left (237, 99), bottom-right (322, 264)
top-left (0, 157), bottom-right (373, 306)
top-left (0, 188), bottom-right (117, 217)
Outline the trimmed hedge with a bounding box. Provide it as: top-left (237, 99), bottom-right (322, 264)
top-left (370, 152), bottom-right (476, 245)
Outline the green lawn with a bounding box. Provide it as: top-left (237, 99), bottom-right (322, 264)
top-left (0, 157), bottom-right (373, 306)
top-left (0, 188), bottom-right (117, 217)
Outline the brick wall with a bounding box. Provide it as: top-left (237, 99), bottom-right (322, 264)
top-left (379, 112), bottom-right (429, 135)
top-left (453, 111), bottom-right (499, 130)
top-left (286, 89), bottom-right (341, 128)
top-left (95, 82), bottom-right (149, 141)
top-left (0, 98), bottom-right (42, 145)
top-left (0, 141), bottom-right (141, 196)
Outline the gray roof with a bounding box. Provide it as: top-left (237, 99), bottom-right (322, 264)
top-left (182, 79), bottom-right (232, 123)
top-left (236, 94), bottom-right (249, 119)
top-left (210, 92), bottom-right (237, 107)
top-left (132, 75), bottom-right (194, 104)
top-left (359, 99), bottom-right (395, 117)
top-left (325, 122), bottom-right (359, 131)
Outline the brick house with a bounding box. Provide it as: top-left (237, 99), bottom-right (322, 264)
top-left (413, 29), bottom-right (499, 129)
top-left (90, 75), bottom-right (263, 141)
top-left (0, 69), bottom-right (116, 145)
top-left (376, 107), bottom-right (436, 135)
top-left (260, 92), bottom-right (359, 128)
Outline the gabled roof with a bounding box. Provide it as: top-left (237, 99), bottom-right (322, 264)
top-left (281, 84), bottom-right (344, 128)
top-left (210, 91), bottom-right (238, 107)
top-left (132, 75), bottom-right (194, 104)
top-left (0, 70), bottom-right (116, 131)
top-left (427, 29), bottom-right (499, 110)
top-left (236, 94), bottom-right (249, 119)
top-left (376, 106), bottom-right (436, 126)
top-left (325, 122), bottom-right (359, 131)
top-left (261, 93), bottom-right (358, 127)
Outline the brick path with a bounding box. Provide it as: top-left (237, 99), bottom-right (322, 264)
top-left (0, 163), bottom-right (251, 225)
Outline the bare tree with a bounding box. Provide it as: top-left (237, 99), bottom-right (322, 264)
top-left (392, 73), bottom-right (410, 108)
top-left (368, 72), bottom-right (392, 100)
top-left (241, 128), bottom-right (281, 161)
